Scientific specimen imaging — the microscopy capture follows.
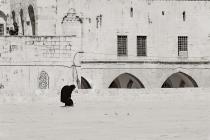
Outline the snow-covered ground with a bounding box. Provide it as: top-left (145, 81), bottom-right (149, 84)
top-left (0, 89), bottom-right (210, 140)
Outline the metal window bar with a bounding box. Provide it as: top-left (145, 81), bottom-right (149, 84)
top-left (178, 36), bottom-right (188, 56)
top-left (137, 36), bottom-right (147, 56)
top-left (0, 24), bottom-right (4, 36)
top-left (117, 35), bottom-right (127, 56)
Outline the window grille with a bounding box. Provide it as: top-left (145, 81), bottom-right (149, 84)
top-left (117, 35), bottom-right (127, 56)
top-left (0, 24), bottom-right (4, 36)
top-left (137, 36), bottom-right (147, 56)
top-left (178, 36), bottom-right (188, 57)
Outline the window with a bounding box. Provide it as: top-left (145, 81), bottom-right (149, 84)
top-left (137, 36), bottom-right (147, 56)
top-left (0, 24), bottom-right (4, 35)
top-left (183, 11), bottom-right (186, 21)
top-left (28, 5), bottom-right (36, 35)
top-left (20, 9), bottom-right (24, 35)
top-left (130, 7), bottom-right (133, 17)
top-left (178, 36), bottom-right (188, 57)
top-left (117, 35), bottom-right (127, 56)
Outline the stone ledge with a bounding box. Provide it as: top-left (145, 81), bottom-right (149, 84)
top-left (81, 60), bottom-right (210, 65)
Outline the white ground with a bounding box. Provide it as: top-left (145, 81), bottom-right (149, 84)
top-left (0, 90), bottom-right (210, 140)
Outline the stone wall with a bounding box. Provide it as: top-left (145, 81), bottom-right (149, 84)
top-left (81, 62), bottom-right (210, 89)
top-left (0, 0), bottom-right (10, 35)
top-left (10, 0), bottom-right (210, 58)
top-left (0, 36), bottom-right (82, 94)
top-left (8, 0), bottom-right (210, 90)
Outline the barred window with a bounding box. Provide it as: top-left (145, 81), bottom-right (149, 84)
top-left (0, 24), bottom-right (4, 36)
top-left (117, 35), bottom-right (127, 56)
top-left (178, 36), bottom-right (188, 57)
top-left (137, 36), bottom-right (147, 56)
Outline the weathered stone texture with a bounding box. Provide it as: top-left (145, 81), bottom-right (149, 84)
top-left (5, 0), bottom-right (210, 91)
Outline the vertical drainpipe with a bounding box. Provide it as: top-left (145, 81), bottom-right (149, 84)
top-left (81, 14), bottom-right (84, 53)
top-left (78, 14), bottom-right (84, 89)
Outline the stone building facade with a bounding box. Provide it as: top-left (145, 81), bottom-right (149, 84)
top-left (0, 0), bottom-right (10, 35)
top-left (2, 0), bottom-right (210, 93)
top-left (0, 36), bottom-right (82, 94)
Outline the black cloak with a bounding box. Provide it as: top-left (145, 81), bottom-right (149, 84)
top-left (60, 85), bottom-right (76, 103)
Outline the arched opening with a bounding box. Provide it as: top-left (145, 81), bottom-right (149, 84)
top-left (9, 11), bottom-right (18, 35)
top-left (109, 73), bottom-right (145, 88)
top-left (28, 5), bottom-right (35, 35)
top-left (0, 10), bottom-right (7, 21)
top-left (81, 77), bottom-right (91, 89)
top-left (38, 71), bottom-right (49, 89)
top-left (130, 7), bottom-right (133, 17)
top-left (12, 11), bottom-right (16, 23)
top-left (20, 9), bottom-right (24, 35)
top-left (0, 10), bottom-right (7, 36)
top-left (162, 72), bottom-right (198, 88)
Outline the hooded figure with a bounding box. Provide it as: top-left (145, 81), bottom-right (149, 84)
top-left (61, 85), bottom-right (76, 106)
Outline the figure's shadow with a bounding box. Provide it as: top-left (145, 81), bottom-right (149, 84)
top-left (60, 106), bottom-right (73, 108)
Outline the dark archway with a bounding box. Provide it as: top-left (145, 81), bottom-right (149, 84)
top-left (0, 10), bottom-right (7, 21)
top-left (28, 5), bottom-right (35, 35)
top-left (81, 77), bottom-right (91, 89)
top-left (20, 9), bottom-right (24, 35)
top-left (109, 73), bottom-right (145, 88)
top-left (0, 10), bottom-right (6, 36)
top-left (9, 11), bottom-right (19, 35)
top-left (161, 72), bottom-right (198, 88)
top-left (12, 11), bottom-right (16, 23)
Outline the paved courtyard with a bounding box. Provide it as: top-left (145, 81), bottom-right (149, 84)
top-left (0, 91), bottom-right (210, 140)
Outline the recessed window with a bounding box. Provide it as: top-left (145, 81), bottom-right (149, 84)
top-left (183, 11), bottom-right (186, 21)
top-left (137, 36), bottom-right (147, 56)
top-left (0, 24), bottom-right (4, 35)
top-left (117, 35), bottom-right (127, 56)
top-left (178, 36), bottom-right (188, 57)
top-left (130, 7), bottom-right (133, 17)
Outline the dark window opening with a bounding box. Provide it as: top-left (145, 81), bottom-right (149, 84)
top-left (137, 36), bottom-right (147, 56)
top-left (20, 9), bottom-right (24, 35)
top-left (178, 36), bottom-right (188, 57)
top-left (28, 5), bottom-right (36, 35)
top-left (117, 35), bottom-right (127, 56)
top-left (183, 11), bottom-right (186, 21)
top-left (0, 24), bottom-right (4, 35)
top-left (130, 7), bottom-right (133, 17)
top-left (96, 15), bottom-right (102, 28)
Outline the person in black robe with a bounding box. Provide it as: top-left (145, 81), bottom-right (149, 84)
top-left (60, 85), bottom-right (76, 107)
